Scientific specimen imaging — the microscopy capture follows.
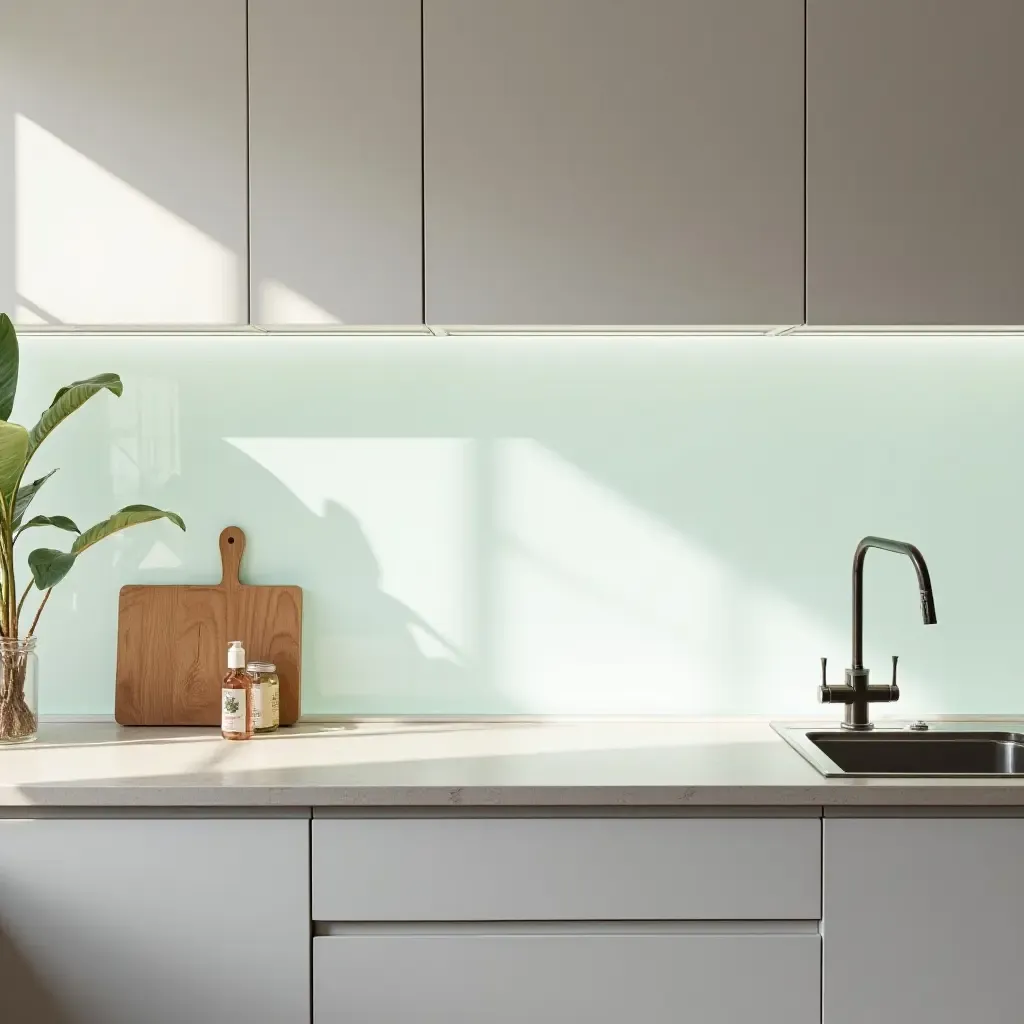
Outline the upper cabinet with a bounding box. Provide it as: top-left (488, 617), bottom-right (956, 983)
top-left (248, 0), bottom-right (423, 327)
top-left (807, 0), bottom-right (1024, 326)
top-left (423, 0), bottom-right (805, 327)
top-left (0, 0), bottom-right (247, 326)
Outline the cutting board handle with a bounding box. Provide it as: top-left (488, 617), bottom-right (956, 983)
top-left (219, 526), bottom-right (245, 588)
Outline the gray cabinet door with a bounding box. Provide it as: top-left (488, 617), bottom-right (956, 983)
top-left (313, 817), bottom-right (821, 921)
top-left (424, 0), bottom-right (804, 327)
top-left (249, 0), bottom-right (422, 326)
top-left (0, 818), bottom-right (309, 1024)
top-left (315, 933), bottom-right (820, 1023)
top-left (807, 0), bottom-right (1024, 325)
top-left (0, 0), bottom-right (247, 325)
top-left (824, 818), bottom-right (1024, 1023)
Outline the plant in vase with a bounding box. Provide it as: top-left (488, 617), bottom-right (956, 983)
top-left (0, 314), bottom-right (185, 742)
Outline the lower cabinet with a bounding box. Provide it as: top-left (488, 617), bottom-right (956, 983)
top-left (0, 818), bottom-right (310, 1024)
top-left (314, 933), bottom-right (821, 1023)
top-left (824, 818), bottom-right (1024, 1024)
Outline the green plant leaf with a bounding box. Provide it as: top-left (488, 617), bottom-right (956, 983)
top-left (28, 547), bottom-right (76, 590)
top-left (16, 514), bottom-right (80, 537)
top-left (27, 373), bottom-right (123, 457)
top-left (0, 420), bottom-right (30, 521)
top-left (0, 314), bottom-right (19, 422)
top-left (27, 505), bottom-right (184, 592)
top-left (72, 504), bottom-right (185, 556)
top-left (12, 468), bottom-right (57, 528)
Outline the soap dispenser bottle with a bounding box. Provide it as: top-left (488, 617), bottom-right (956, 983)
top-left (221, 640), bottom-right (253, 740)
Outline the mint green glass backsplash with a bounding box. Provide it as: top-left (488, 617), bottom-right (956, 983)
top-left (16, 332), bottom-right (1024, 718)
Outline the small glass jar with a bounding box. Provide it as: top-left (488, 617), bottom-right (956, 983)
top-left (247, 661), bottom-right (280, 733)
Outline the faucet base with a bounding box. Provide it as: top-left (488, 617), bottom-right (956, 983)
top-left (842, 690), bottom-right (875, 731)
top-left (840, 718), bottom-right (875, 732)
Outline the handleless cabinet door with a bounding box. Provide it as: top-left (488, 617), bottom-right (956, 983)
top-left (424, 0), bottom-right (805, 327)
top-left (807, 0), bottom-right (1024, 325)
top-left (315, 933), bottom-right (820, 1024)
top-left (824, 818), bottom-right (1024, 1024)
top-left (0, 0), bottom-right (247, 325)
top-left (313, 817), bottom-right (821, 921)
top-left (0, 818), bottom-right (310, 1024)
top-left (249, 0), bottom-right (423, 326)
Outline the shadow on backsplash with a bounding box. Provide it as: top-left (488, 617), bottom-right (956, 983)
top-left (13, 333), bottom-right (1024, 717)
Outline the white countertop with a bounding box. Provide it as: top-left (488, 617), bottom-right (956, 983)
top-left (1, 719), bottom-right (1023, 809)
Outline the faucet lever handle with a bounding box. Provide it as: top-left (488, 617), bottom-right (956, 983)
top-left (817, 657), bottom-right (832, 703)
top-left (889, 655), bottom-right (900, 701)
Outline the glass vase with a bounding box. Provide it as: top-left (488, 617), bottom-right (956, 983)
top-left (0, 637), bottom-right (38, 744)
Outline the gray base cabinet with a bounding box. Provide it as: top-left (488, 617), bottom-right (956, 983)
top-left (315, 933), bottom-right (820, 1023)
top-left (0, 818), bottom-right (310, 1024)
top-left (313, 817), bottom-right (821, 1022)
top-left (824, 818), bottom-right (1024, 1023)
top-left (21, 811), bottom-right (1024, 1023)
top-left (313, 817), bottom-right (822, 921)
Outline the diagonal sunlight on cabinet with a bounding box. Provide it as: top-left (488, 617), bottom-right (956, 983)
top-left (423, 0), bottom-right (805, 326)
top-left (248, 0), bottom-right (423, 326)
top-left (823, 818), bottom-right (1024, 1023)
top-left (0, 0), bottom-right (247, 325)
top-left (0, 819), bottom-right (310, 1024)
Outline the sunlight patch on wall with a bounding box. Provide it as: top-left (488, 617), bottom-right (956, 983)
top-left (258, 278), bottom-right (339, 325)
top-left (494, 440), bottom-right (733, 712)
top-left (494, 440), bottom-right (834, 714)
top-left (137, 540), bottom-right (184, 571)
top-left (15, 115), bottom-right (238, 323)
top-left (223, 437), bottom-right (469, 676)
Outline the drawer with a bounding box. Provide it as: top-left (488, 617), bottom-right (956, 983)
top-left (312, 817), bottom-right (821, 921)
top-left (313, 932), bottom-right (821, 1024)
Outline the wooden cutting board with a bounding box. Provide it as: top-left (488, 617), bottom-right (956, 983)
top-left (115, 526), bottom-right (302, 726)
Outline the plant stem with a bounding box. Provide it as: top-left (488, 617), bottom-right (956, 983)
top-left (27, 587), bottom-right (51, 638)
top-left (1, 530), bottom-right (16, 637)
top-left (0, 498), bottom-right (9, 636)
top-left (16, 578), bottom-right (33, 627)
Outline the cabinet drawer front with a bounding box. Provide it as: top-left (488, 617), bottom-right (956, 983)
top-left (313, 818), bottom-right (821, 920)
top-left (314, 933), bottom-right (820, 1023)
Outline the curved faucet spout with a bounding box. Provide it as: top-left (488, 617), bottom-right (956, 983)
top-left (852, 536), bottom-right (937, 670)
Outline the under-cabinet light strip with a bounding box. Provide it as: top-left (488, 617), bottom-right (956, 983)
top-left (13, 324), bottom-right (1024, 337)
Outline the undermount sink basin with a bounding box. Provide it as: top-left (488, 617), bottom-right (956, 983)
top-left (773, 723), bottom-right (1024, 777)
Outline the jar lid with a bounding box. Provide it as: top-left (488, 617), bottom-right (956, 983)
top-left (246, 661), bottom-right (277, 674)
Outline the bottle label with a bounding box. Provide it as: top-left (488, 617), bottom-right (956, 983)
top-left (222, 688), bottom-right (247, 734)
top-left (253, 679), bottom-right (280, 730)
top-left (268, 680), bottom-right (280, 728)
top-left (251, 681), bottom-right (265, 729)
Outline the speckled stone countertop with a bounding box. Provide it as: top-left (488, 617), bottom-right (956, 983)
top-left (1, 719), bottom-right (1023, 810)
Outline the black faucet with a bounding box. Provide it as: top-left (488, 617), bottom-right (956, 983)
top-left (819, 536), bottom-right (938, 730)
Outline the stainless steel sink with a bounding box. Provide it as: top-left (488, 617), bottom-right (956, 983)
top-left (773, 722), bottom-right (1024, 777)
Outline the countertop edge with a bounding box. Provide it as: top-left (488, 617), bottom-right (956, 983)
top-left (7, 784), bottom-right (1024, 810)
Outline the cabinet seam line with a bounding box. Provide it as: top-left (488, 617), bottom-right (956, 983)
top-left (420, 0), bottom-right (426, 325)
top-left (245, 0), bottom-right (252, 326)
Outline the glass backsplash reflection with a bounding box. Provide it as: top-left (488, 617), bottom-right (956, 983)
top-left (17, 332), bottom-right (1024, 718)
